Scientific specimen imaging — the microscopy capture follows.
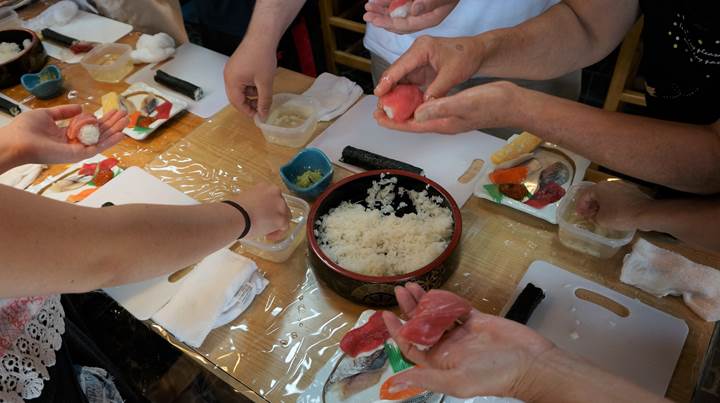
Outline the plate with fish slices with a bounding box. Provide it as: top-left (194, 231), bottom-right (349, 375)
top-left (95, 82), bottom-right (188, 141)
top-left (474, 134), bottom-right (590, 224)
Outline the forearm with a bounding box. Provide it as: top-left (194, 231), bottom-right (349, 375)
top-left (0, 137), bottom-right (23, 173)
top-left (633, 199), bottom-right (720, 252)
top-left (243, 0), bottom-right (306, 49)
top-left (511, 86), bottom-right (720, 193)
top-left (521, 348), bottom-right (668, 403)
top-left (475, 1), bottom-right (638, 80)
top-left (0, 186), bottom-right (245, 297)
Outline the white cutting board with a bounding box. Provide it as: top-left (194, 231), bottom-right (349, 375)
top-left (502, 261), bottom-right (688, 396)
top-left (126, 42), bottom-right (229, 118)
top-left (309, 96), bottom-right (506, 206)
top-left (40, 11), bottom-right (133, 64)
top-left (79, 166), bottom-right (198, 320)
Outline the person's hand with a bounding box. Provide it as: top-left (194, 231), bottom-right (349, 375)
top-left (5, 104), bottom-right (128, 166)
top-left (374, 35), bottom-right (484, 101)
top-left (224, 39), bottom-right (277, 119)
top-left (364, 0), bottom-right (459, 34)
top-left (230, 183), bottom-right (290, 240)
top-left (381, 283), bottom-right (557, 399)
top-left (575, 181), bottom-right (652, 232)
top-left (375, 81), bottom-right (520, 134)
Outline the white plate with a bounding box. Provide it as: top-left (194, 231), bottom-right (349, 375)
top-left (94, 82), bottom-right (188, 141)
top-left (473, 137), bottom-right (590, 224)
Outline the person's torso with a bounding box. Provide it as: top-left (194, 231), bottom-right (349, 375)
top-left (364, 0), bottom-right (560, 64)
top-left (639, 0), bottom-right (720, 124)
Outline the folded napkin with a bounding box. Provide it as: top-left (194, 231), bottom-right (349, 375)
top-left (0, 164), bottom-right (45, 189)
top-left (131, 33), bottom-right (176, 64)
top-left (153, 248), bottom-right (268, 347)
top-left (621, 239), bottom-right (720, 321)
top-left (303, 72), bottom-right (363, 121)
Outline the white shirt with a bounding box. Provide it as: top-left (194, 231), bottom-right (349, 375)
top-left (364, 0), bottom-right (560, 64)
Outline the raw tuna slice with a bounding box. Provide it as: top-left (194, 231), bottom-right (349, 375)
top-left (340, 311), bottom-right (391, 357)
top-left (67, 113), bottom-right (100, 146)
top-left (398, 290), bottom-right (472, 348)
top-left (389, 0), bottom-right (412, 18)
top-left (379, 84), bottom-right (424, 123)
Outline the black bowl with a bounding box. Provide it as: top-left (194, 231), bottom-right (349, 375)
top-left (307, 170), bottom-right (462, 307)
top-left (0, 29), bottom-right (47, 88)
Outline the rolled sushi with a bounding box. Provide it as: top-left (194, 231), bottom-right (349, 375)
top-left (378, 84), bottom-right (424, 123)
top-left (67, 113), bottom-right (101, 146)
top-left (389, 0), bottom-right (412, 18)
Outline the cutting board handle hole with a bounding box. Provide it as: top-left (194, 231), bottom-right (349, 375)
top-left (575, 288), bottom-right (630, 318)
top-left (458, 159), bottom-right (485, 184)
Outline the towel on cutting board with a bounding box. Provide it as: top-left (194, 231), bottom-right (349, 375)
top-left (0, 164), bottom-right (45, 189)
top-left (153, 248), bottom-right (268, 347)
top-left (621, 239), bottom-right (720, 321)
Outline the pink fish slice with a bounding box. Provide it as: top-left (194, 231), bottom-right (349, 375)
top-left (389, 0), bottom-right (412, 18)
top-left (378, 84), bottom-right (424, 123)
top-left (398, 290), bottom-right (472, 349)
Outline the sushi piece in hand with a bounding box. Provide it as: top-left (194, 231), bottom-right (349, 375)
top-left (66, 113), bottom-right (101, 146)
top-left (389, 0), bottom-right (412, 18)
top-left (398, 289), bottom-right (472, 349)
top-left (378, 84), bottom-right (424, 123)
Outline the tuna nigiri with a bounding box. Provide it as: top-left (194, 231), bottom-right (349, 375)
top-left (67, 113), bottom-right (101, 146)
top-left (389, 0), bottom-right (412, 18)
top-left (340, 310), bottom-right (391, 357)
top-left (379, 84), bottom-right (424, 123)
top-left (398, 290), bottom-right (472, 349)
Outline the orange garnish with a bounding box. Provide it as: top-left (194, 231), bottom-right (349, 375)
top-left (489, 165), bottom-right (529, 185)
top-left (67, 188), bottom-right (97, 203)
top-left (379, 373), bottom-right (426, 400)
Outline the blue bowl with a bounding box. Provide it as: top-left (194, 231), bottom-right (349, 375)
top-left (21, 64), bottom-right (63, 99)
top-left (280, 148), bottom-right (334, 200)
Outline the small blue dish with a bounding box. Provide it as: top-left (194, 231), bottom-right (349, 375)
top-left (281, 148), bottom-right (334, 200)
top-left (21, 64), bottom-right (63, 99)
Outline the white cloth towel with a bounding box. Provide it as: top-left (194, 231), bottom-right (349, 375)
top-left (621, 239), bottom-right (720, 321)
top-left (303, 73), bottom-right (363, 121)
top-left (153, 249), bottom-right (268, 347)
top-left (23, 1), bottom-right (79, 31)
top-left (0, 164), bottom-right (45, 189)
top-left (131, 33), bottom-right (176, 64)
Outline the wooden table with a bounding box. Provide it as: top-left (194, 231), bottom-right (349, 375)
top-left (8, 3), bottom-right (719, 402)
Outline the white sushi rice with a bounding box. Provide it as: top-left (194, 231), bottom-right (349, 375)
top-left (77, 124), bottom-right (100, 146)
top-left (389, 3), bottom-right (411, 18)
top-left (316, 176), bottom-right (453, 277)
top-left (0, 40), bottom-right (31, 64)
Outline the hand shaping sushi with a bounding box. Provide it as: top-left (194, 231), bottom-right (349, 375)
top-left (398, 290), bottom-right (472, 349)
top-left (389, 0), bottom-right (412, 18)
top-left (378, 84), bottom-right (424, 123)
top-left (67, 113), bottom-right (101, 146)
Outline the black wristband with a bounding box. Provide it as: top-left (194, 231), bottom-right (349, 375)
top-left (221, 200), bottom-right (252, 239)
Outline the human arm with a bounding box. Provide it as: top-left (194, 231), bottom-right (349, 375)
top-left (382, 284), bottom-right (668, 403)
top-left (224, 0), bottom-right (306, 118)
top-left (0, 105), bottom-right (127, 173)
top-left (0, 183), bottom-right (290, 298)
top-left (377, 82), bottom-right (720, 194)
top-left (363, 0), bottom-right (459, 34)
top-left (577, 181), bottom-right (720, 252)
top-left (374, 0), bottom-right (639, 98)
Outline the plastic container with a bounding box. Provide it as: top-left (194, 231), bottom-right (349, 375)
top-left (0, 9), bottom-right (22, 31)
top-left (238, 194), bottom-right (309, 263)
top-left (254, 93), bottom-right (318, 148)
top-left (280, 148), bottom-right (334, 200)
top-left (80, 43), bottom-right (133, 83)
top-left (556, 181), bottom-right (635, 258)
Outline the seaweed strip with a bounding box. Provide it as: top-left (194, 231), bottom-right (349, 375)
top-left (504, 283), bottom-right (545, 325)
top-left (340, 146), bottom-right (423, 175)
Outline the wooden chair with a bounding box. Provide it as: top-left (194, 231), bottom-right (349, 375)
top-left (603, 17), bottom-right (646, 112)
top-left (318, 0), bottom-right (371, 74)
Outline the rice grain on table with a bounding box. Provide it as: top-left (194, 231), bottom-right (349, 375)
top-left (316, 177), bottom-right (453, 277)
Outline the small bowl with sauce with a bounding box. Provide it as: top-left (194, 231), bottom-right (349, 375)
top-left (556, 181), bottom-right (635, 258)
top-left (280, 148), bottom-right (334, 200)
top-left (238, 194), bottom-right (309, 263)
top-left (254, 93), bottom-right (318, 148)
top-left (80, 43), bottom-right (133, 83)
top-left (22, 64), bottom-right (63, 99)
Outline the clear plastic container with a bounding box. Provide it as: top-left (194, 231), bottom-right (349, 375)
top-left (238, 194), bottom-right (309, 263)
top-left (254, 93), bottom-right (318, 148)
top-left (556, 181), bottom-right (635, 258)
top-left (80, 43), bottom-right (133, 83)
top-left (0, 8), bottom-right (22, 31)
